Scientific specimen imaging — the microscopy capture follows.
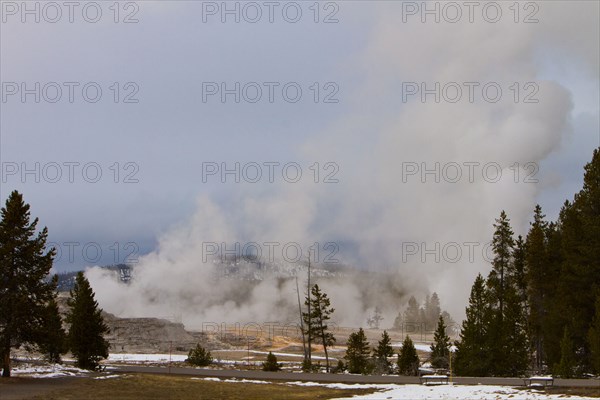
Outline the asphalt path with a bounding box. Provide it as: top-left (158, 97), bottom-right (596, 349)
top-left (112, 365), bottom-right (600, 389)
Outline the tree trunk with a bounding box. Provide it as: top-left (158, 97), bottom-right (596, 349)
top-left (307, 259), bottom-right (311, 366)
top-left (322, 333), bottom-right (330, 373)
top-left (295, 277), bottom-right (307, 361)
top-left (319, 314), bottom-right (329, 373)
top-left (2, 345), bottom-right (10, 378)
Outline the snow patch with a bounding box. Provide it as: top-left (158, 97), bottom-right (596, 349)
top-left (11, 363), bottom-right (89, 378)
top-left (94, 374), bottom-right (123, 380)
top-left (107, 353), bottom-right (188, 363)
top-left (192, 377), bottom-right (271, 384)
top-left (332, 384), bottom-right (597, 399)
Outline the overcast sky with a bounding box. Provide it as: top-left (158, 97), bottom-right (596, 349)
top-left (1, 1), bottom-right (599, 317)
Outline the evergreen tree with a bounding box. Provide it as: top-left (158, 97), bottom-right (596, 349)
top-left (542, 221), bottom-right (564, 368)
top-left (510, 235), bottom-right (528, 309)
top-left (555, 326), bottom-right (575, 378)
top-left (404, 296), bottom-right (421, 331)
top-left (392, 312), bottom-right (403, 331)
top-left (441, 311), bottom-right (456, 338)
top-left (525, 204), bottom-right (548, 372)
top-left (262, 351), bottom-right (281, 371)
top-left (335, 359), bottom-right (346, 373)
top-left (187, 343), bottom-right (212, 366)
top-left (556, 148), bottom-right (600, 371)
top-left (344, 328), bottom-right (372, 374)
top-left (373, 330), bottom-right (394, 373)
top-left (430, 316), bottom-right (450, 369)
top-left (484, 211), bottom-right (530, 376)
top-left (486, 211), bottom-right (515, 375)
top-left (426, 293), bottom-right (441, 331)
top-left (66, 272), bottom-right (109, 370)
top-left (303, 284), bottom-right (336, 372)
top-left (454, 274), bottom-right (492, 376)
top-left (397, 335), bottom-right (419, 376)
top-left (37, 293), bottom-right (67, 363)
top-left (501, 285), bottom-right (529, 376)
top-left (0, 191), bottom-right (56, 377)
top-left (488, 211), bottom-right (514, 320)
top-left (588, 295), bottom-right (600, 374)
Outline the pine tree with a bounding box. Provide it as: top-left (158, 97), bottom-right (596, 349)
top-left (454, 274), bottom-right (492, 376)
top-left (484, 211), bottom-right (530, 376)
top-left (37, 292), bottom-right (67, 363)
top-left (344, 328), bottom-right (372, 374)
top-left (393, 312), bottom-right (403, 331)
top-left (373, 330), bottom-right (394, 373)
top-left (66, 272), bottom-right (109, 370)
top-left (430, 316), bottom-right (450, 369)
top-left (588, 295), bottom-right (600, 374)
top-left (557, 148), bottom-right (600, 371)
top-left (510, 235), bottom-right (528, 309)
top-left (262, 351), bottom-right (281, 371)
top-left (397, 335), bottom-right (419, 376)
top-left (489, 211), bottom-right (515, 320)
top-left (555, 326), bottom-right (575, 378)
top-left (303, 284), bottom-right (336, 372)
top-left (525, 204), bottom-right (548, 372)
top-left (187, 343), bottom-right (212, 366)
top-left (404, 296), bottom-right (421, 331)
top-left (441, 311), bottom-right (456, 337)
top-left (501, 285), bottom-right (529, 376)
top-left (335, 359), bottom-right (346, 373)
top-left (542, 221), bottom-right (563, 369)
top-left (486, 211), bottom-right (516, 375)
top-left (0, 191), bottom-right (56, 377)
top-left (425, 293), bottom-right (441, 331)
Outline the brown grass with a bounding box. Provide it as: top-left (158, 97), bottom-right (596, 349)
top-left (542, 385), bottom-right (600, 398)
top-left (27, 373), bottom-right (376, 400)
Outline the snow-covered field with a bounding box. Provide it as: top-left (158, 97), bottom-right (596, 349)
top-left (103, 351), bottom-right (332, 366)
top-left (332, 384), bottom-right (597, 400)
top-left (188, 378), bottom-right (597, 399)
top-left (9, 363), bottom-right (598, 399)
top-left (11, 363), bottom-right (90, 378)
top-left (107, 353), bottom-right (188, 363)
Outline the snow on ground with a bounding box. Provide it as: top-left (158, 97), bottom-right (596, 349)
top-left (192, 377), bottom-right (271, 384)
top-left (184, 379), bottom-right (597, 399)
top-left (107, 353), bottom-right (188, 363)
top-left (217, 349), bottom-right (331, 360)
top-left (287, 382), bottom-right (395, 390)
top-left (391, 343), bottom-right (431, 352)
top-left (94, 374), bottom-right (123, 380)
top-left (332, 384), bottom-right (597, 399)
top-left (391, 343), bottom-right (457, 353)
top-left (11, 363), bottom-right (90, 378)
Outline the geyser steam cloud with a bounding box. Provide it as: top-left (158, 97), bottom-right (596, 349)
top-left (88, 2), bottom-right (598, 327)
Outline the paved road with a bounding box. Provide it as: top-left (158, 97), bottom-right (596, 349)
top-left (113, 365), bottom-right (600, 388)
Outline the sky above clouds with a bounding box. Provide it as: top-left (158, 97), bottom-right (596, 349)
top-left (1, 1), bottom-right (599, 321)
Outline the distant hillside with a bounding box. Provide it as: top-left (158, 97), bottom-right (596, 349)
top-left (56, 264), bottom-right (132, 291)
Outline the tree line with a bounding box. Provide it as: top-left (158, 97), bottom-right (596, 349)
top-left (455, 148), bottom-right (600, 377)
top-left (296, 148), bottom-right (600, 377)
top-left (392, 292), bottom-right (456, 336)
top-left (1, 148), bottom-right (598, 378)
top-left (0, 191), bottom-right (109, 377)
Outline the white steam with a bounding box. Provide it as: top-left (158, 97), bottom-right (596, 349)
top-left (88, 2), bottom-right (597, 327)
